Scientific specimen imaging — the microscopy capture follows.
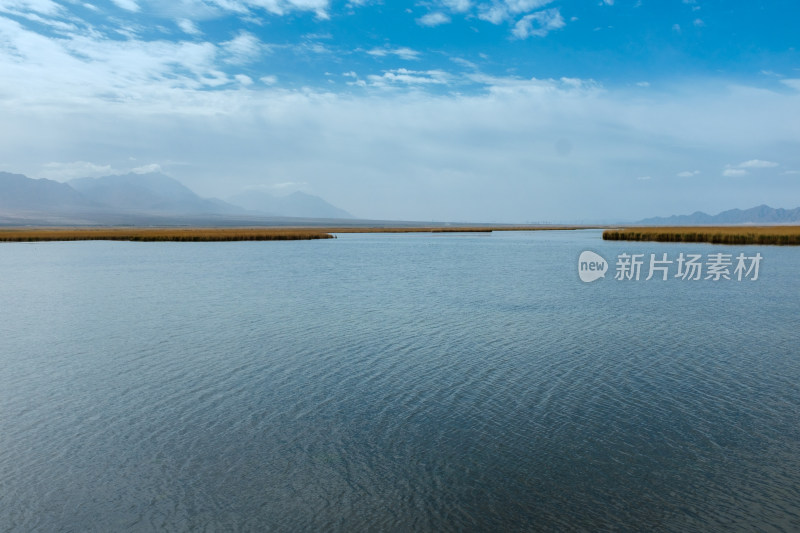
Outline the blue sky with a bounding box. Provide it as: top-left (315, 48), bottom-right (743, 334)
top-left (1, 0), bottom-right (799, 222)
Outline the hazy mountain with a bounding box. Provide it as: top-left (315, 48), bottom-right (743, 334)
top-left (0, 171), bottom-right (95, 210)
top-left (227, 190), bottom-right (354, 219)
top-left (0, 171), bottom-right (357, 225)
top-left (639, 205), bottom-right (800, 225)
top-left (69, 172), bottom-right (242, 214)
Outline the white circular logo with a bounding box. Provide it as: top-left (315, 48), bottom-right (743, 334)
top-left (578, 251), bottom-right (608, 283)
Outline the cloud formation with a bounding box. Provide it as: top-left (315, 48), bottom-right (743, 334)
top-left (677, 170), bottom-right (700, 177)
top-left (512, 8), bottom-right (565, 38)
top-left (411, 0), bottom-right (566, 38)
top-left (207, 0), bottom-right (331, 19)
top-left (417, 12), bottom-right (451, 27)
top-left (782, 79), bottom-right (800, 91)
top-left (222, 31), bottom-right (266, 64)
top-left (178, 19), bottom-right (202, 35)
top-left (722, 159), bottom-right (780, 176)
top-left (367, 68), bottom-right (450, 87)
top-left (737, 159), bottom-right (779, 168)
top-left (1, 0), bottom-right (799, 222)
top-left (40, 161), bottom-right (116, 180)
top-left (0, 0), bottom-right (63, 16)
top-left (366, 47), bottom-right (421, 60)
top-left (110, 0), bottom-right (140, 12)
top-left (722, 168), bottom-right (748, 177)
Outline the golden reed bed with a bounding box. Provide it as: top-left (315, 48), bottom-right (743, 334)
top-left (0, 228), bottom-right (335, 242)
top-left (0, 225), bottom-right (587, 242)
top-left (603, 226), bottom-right (800, 245)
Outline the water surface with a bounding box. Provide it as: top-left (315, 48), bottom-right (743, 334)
top-left (1, 230), bottom-right (798, 531)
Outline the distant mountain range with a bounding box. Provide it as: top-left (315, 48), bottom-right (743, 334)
top-left (0, 171), bottom-right (354, 224)
top-left (5, 169), bottom-right (797, 227)
top-left (638, 205), bottom-right (800, 225)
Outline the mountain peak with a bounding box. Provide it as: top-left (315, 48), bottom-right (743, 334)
top-left (0, 171), bottom-right (95, 210)
top-left (68, 172), bottom-right (240, 214)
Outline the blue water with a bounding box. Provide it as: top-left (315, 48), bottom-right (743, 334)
top-left (1, 230), bottom-right (798, 531)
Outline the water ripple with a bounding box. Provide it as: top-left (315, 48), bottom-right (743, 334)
top-left (0, 234), bottom-right (798, 531)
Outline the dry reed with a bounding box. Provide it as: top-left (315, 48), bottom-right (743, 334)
top-left (0, 228), bottom-right (335, 242)
top-left (603, 226), bottom-right (800, 246)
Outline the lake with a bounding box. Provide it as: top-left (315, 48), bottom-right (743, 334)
top-left (1, 230), bottom-right (798, 531)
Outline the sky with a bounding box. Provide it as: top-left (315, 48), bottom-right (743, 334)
top-left (0, 0), bottom-right (799, 222)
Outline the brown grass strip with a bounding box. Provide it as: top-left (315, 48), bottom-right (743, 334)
top-left (0, 228), bottom-right (335, 242)
top-left (603, 226), bottom-right (800, 245)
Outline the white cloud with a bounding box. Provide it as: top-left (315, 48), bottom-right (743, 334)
top-left (417, 12), bottom-right (451, 27)
top-left (477, 0), bottom-right (555, 24)
top-left (132, 163), bottom-right (162, 174)
top-left (367, 68), bottom-right (451, 87)
top-left (512, 8), bottom-right (564, 39)
top-left (178, 19), bottom-right (202, 35)
top-left (110, 0), bottom-right (140, 12)
top-left (366, 47), bottom-right (421, 60)
top-left (0, 9), bottom-right (78, 32)
top-left (234, 73), bottom-right (254, 85)
top-left (260, 74), bottom-right (278, 85)
top-left (200, 70), bottom-right (231, 87)
top-left (441, 0), bottom-right (471, 13)
top-left (301, 42), bottom-right (329, 54)
top-left (693, 18), bottom-right (704, 27)
top-left (39, 161), bottom-right (115, 180)
top-left (477, 4), bottom-right (507, 24)
top-left (505, 0), bottom-right (554, 14)
top-left (602, 0), bottom-right (614, 5)
top-left (0, 0), bottom-right (63, 16)
top-left (0, 15), bottom-right (224, 99)
top-left (636, 81), bottom-right (650, 87)
top-left (738, 159), bottom-right (779, 168)
top-left (156, 0), bottom-right (331, 19)
top-left (222, 31), bottom-right (265, 64)
top-left (252, 0), bottom-right (331, 19)
top-left (721, 159), bottom-right (778, 177)
top-left (637, 175), bottom-right (652, 180)
top-left (782, 79), bottom-right (800, 91)
top-left (723, 168), bottom-right (748, 177)
top-left (677, 170), bottom-right (700, 177)
top-left (451, 56), bottom-right (478, 69)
